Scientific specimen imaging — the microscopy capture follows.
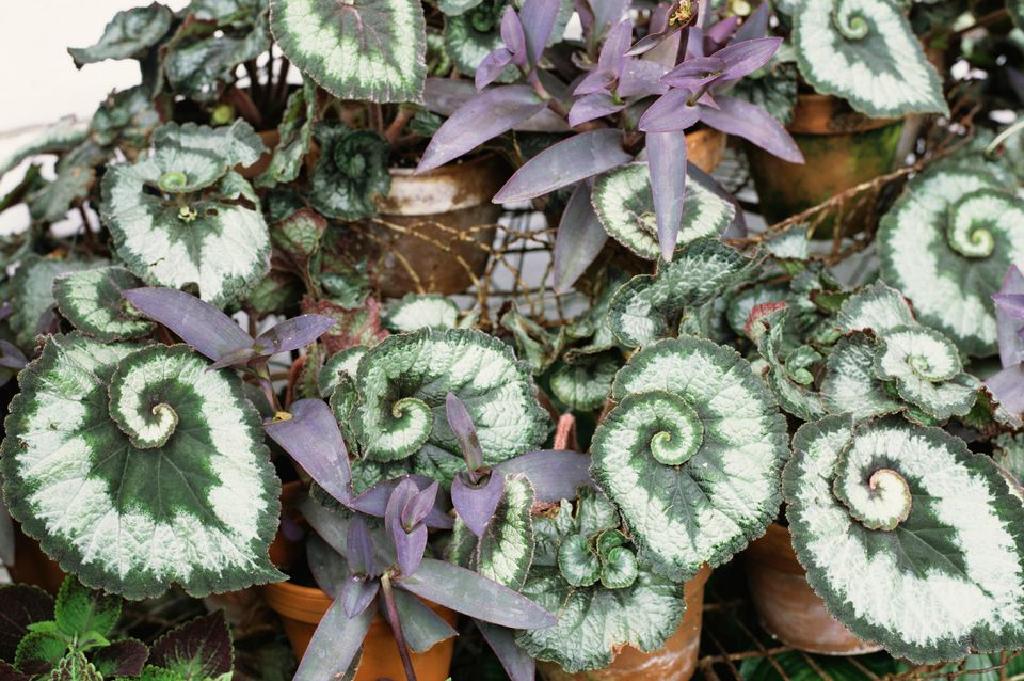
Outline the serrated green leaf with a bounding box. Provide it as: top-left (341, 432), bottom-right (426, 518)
top-left (49, 652), bottom-right (102, 681)
top-left (15, 632), bottom-right (66, 676)
top-left (256, 81), bottom-right (318, 188)
top-left (54, 578), bottom-right (120, 640)
top-left (1, 335), bottom-right (283, 599)
top-left (836, 282), bottom-right (915, 335)
top-left (54, 267), bottom-right (154, 342)
top-left (548, 352), bottom-right (618, 412)
top-left (499, 308), bottom-right (562, 375)
top-left (0, 121), bottom-right (87, 178)
top-left (153, 120), bottom-right (266, 170)
top-left (600, 547), bottom-right (638, 589)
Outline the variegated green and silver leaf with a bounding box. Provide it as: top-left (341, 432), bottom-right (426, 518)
top-left (874, 326), bottom-right (978, 419)
top-left (515, 566), bottom-right (685, 672)
top-left (153, 120), bottom-right (266, 170)
top-left (548, 352), bottom-right (619, 412)
top-left (383, 295), bottom-right (460, 332)
top-left (445, 1), bottom-right (517, 80)
top-left (792, 0), bottom-right (946, 117)
top-left (591, 336), bottom-right (787, 580)
top-left (726, 281), bottom-right (789, 336)
top-left (821, 333), bottom-right (902, 419)
top-left (836, 283), bottom-right (915, 335)
top-left (0, 120), bottom-right (87, 178)
top-left (786, 416), bottom-right (1024, 663)
top-left (1, 335), bottom-right (283, 599)
top-left (352, 328), bottom-right (548, 463)
top-left (751, 308), bottom-right (826, 422)
top-left (53, 267), bottom-right (154, 342)
top-left (592, 163), bottom-right (736, 260)
top-left (608, 238), bottom-right (752, 348)
top-left (67, 3), bottom-right (174, 67)
top-left (319, 347), bottom-right (367, 398)
top-left (475, 475), bottom-right (535, 590)
top-left (878, 167), bottom-right (1024, 356)
top-left (269, 0), bottom-right (427, 103)
top-left (256, 81), bottom-right (318, 188)
top-left (102, 165), bottom-right (270, 308)
top-left (10, 256), bottom-right (101, 348)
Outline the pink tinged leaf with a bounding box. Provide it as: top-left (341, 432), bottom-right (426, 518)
top-left (618, 58), bottom-right (670, 98)
top-left (994, 265), bottom-right (1024, 368)
top-left (123, 287), bottom-right (252, 362)
top-left (493, 129), bottom-right (631, 202)
top-left (451, 472), bottom-right (506, 537)
top-left (553, 182), bottom-right (607, 293)
top-left (476, 48), bottom-right (515, 90)
top-left (568, 92), bottom-right (625, 126)
top-left (417, 85), bottom-right (548, 173)
top-left (396, 558), bottom-right (557, 629)
top-left (500, 6), bottom-right (528, 64)
top-left (478, 621), bottom-right (536, 681)
top-left (638, 89), bottom-right (701, 132)
top-left (714, 36), bottom-right (783, 82)
top-left (293, 600), bottom-right (372, 681)
top-left (446, 392), bottom-right (484, 471)
top-left (699, 95), bottom-right (804, 163)
top-left (264, 398), bottom-right (352, 505)
top-left (254, 315), bottom-right (336, 356)
top-left (647, 130), bottom-right (688, 262)
top-left (520, 0), bottom-right (560, 64)
top-left (493, 449), bottom-right (593, 502)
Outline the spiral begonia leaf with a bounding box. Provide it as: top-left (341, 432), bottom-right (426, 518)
top-left (1, 335), bottom-right (282, 599)
top-left (878, 166), bottom-right (1024, 356)
top-left (102, 163), bottom-right (270, 308)
top-left (836, 282), bottom-right (916, 335)
top-left (592, 163), bottom-right (736, 260)
top-left (591, 336), bottom-right (787, 580)
top-left (319, 347), bottom-right (368, 399)
top-left (785, 416), bottom-right (1024, 663)
top-left (548, 353), bottom-right (619, 412)
top-left (383, 295), bottom-right (460, 332)
top-left (351, 328), bottom-right (548, 463)
top-left (67, 3), bottom-right (173, 67)
top-left (309, 125), bottom-right (391, 220)
top-left (792, 0), bottom-right (946, 117)
top-left (53, 267), bottom-right (155, 343)
top-left (608, 238), bottom-right (752, 348)
top-left (445, 1), bottom-right (518, 81)
top-left (821, 333), bottom-right (902, 419)
top-left (269, 0), bottom-right (427, 102)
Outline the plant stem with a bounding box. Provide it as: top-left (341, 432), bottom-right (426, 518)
top-left (384, 107), bottom-right (414, 145)
top-left (527, 70), bottom-right (569, 117)
top-left (380, 573), bottom-right (418, 681)
top-left (370, 103), bottom-right (385, 135)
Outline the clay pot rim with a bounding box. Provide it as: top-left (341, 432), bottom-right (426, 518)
top-left (788, 93), bottom-right (903, 135)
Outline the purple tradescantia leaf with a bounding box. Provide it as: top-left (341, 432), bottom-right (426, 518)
top-left (686, 26), bottom-right (705, 59)
top-left (396, 558), bottom-right (557, 629)
top-left (307, 533), bottom-right (349, 598)
top-left (593, 18), bottom-right (633, 80)
top-left (618, 58), bottom-right (670, 98)
top-left (478, 621), bottom-right (536, 681)
top-left (394, 524), bottom-right (428, 577)
top-left (446, 392), bottom-right (484, 471)
top-left (123, 287), bottom-right (251, 362)
top-left (553, 181), bottom-right (608, 293)
top-left (403, 480), bottom-right (440, 529)
top-left (501, 6), bottom-right (528, 64)
top-left (520, 0), bottom-right (560, 65)
top-left (714, 36), bottom-right (783, 82)
top-left (347, 515), bottom-right (376, 576)
top-left (648, 131), bottom-right (688, 262)
top-left (0, 340), bottom-right (27, 370)
top-left (704, 15), bottom-right (740, 51)
top-left (294, 600), bottom-right (372, 681)
top-left (349, 475), bottom-right (453, 528)
top-left (661, 56), bottom-right (725, 90)
top-left (986, 365), bottom-right (1024, 419)
top-left (339, 575), bottom-right (380, 618)
top-left (385, 479), bottom-right (435, 576)
top-left (254, 315), bottom-right (336, 356)
top-left (568, 92), bottom-right (625, 126)
top-left (493, 449), bottom-right (593, 502)
top-left (700, 96), bottom-right (803, 162)
top-left (493, 129), bottom-right (631, 203)
top-left (477, 49), bottom-right (515, 91)
top-left (638, 89), bottom-right (701, 132)
top-left (588, 0), bottom-right (629, 39)
top-left (575, 69), bottom-right (616, 96)
top-left (264, 399), bottom-right (352, 505)
top-left (994, 265), bottom-right (1024, 368)
top-left (731, 0), bottom-right (770, 44)
top-left (451, 472), bottom-right (506, 537)
top-left (417, 86), bottom-right (548, 173)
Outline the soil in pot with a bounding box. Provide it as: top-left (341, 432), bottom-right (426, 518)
top-left (343, 153), bottom-right (510, 299)
top-left (537, 564), bottom-right (712, 681)
top-left (745, 94), bottom-right (904, 237)
top-left (263, 580), bottom-right (458, 681)
top-left (744, 523), bottom-right (881, 655)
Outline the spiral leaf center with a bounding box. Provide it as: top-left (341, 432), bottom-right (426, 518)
top-left (948, 194), bottom-right (998, 258)
top-left (833, 2), bottom-right (868, 41)
top-left (158, 170), bottom-right (189, 192)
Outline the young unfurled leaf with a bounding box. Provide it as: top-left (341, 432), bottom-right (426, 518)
top-left (47, 652), bottom-right (102, 681)
top-left (821, 332), bottom-right (903, 419)
top-left (750, 307), bottom-right (826, 421)
top-left (592, 163), bottom-right (735, 260)
top-left (67, 3), bottom-right (174, 67)
top-left (608, 238), bottom-right (752, 347)
top-left (256, 82), bottom-right (318, 188)
top-left (383, 295), bottom-right (460, 332)
top-left (591, 336), bottom-right (787, 580)
top-left (308, 124), bottom-right (391, 220)
top-left (446, 0), bottom-right (519, 82)
top-left (53, 267), bottom-right (154, 342)
top-left (269, 0), bottom-right (427, 102)
top-left (878, 166), bottom-right (1024, 356)
top-left (557, 535), bottom-right (600, 587)
top-left (793, 0), bottom-right (946, 117)
top-left (1, 335), bottom-right (283, 599)
top-left (786, 416), bottom-right (1024, 663)
top-left (351, 328), bottom-right (548, 463)
top-left (319, 347), bottom-right (367, 398)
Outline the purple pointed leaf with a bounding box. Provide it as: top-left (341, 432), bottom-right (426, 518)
top-left (501, 6), bottom-right (528, 63)
top-left (597, 18), bottom-right (633, 77)
top-left (704, 15), bottom-right (740, 50)
top-left (686, 25), bottom-right (705, 59)
top-left (395, 524), bottom-right (428, 577)
top-left (714, 37), bottom-right (782, 82)
top-left (493, 449), bottom-right (592, 502)
top-left (349, 475), bottom-right (453, 529)
top-left (494, 129), bottom-right (631, 203)
top-left (520, 0), bottom-right (560, 64)
top-left (347, 515), bottom-right (376, 576)
top-left (575, 69), bottom-right (616, 96)
top-left (301, 499), bottom-right (351, 560)
top-left (294, 600), bottom-right (372, 681)
top-left (994, 294), bottom-right (1024, 317)
top-left (340, 576), bottom-right (380, 619)
top-left (638, 89), bottom-right (701, 132)
top-left (477, 49), bottom-right (515, 91)
top-left (391, 589), bottom-right (459, 653)
top-left (307, 533), bottom-right (348, 597)
top-left (647, 131), bottom-right (688, 261)
top-left (446, 392), bottom-right (484, 471)
top-left (618, 58), bottom-right (670, 98)
top-left (568, 92), bottom-right (625, 126)
top-left (478, 622), bottom-right (535, 681)
top-left (994, 265), bottom-right (1024, 368)
top-left (0, 341), bottom-right (27, 370)
top-left (123, 287), bottom-right (252, 362)
top-left (418, 86), bottom-right (548, 173)
top-left (403, 480), bottom-right (440, 528)
top-left (207, 347), bottom-right (259, 370)
top-left (386, 479), bottom-right (429, 575)
top-left (422, 78), bottom-right (568, 132)
top-left (987, 365), bottom-right (1024, 419)
top-left (396, 558), bottom-right (557, 629)
top-left (699, 95), bottom-right (803, 162)
top-left (731, 0), bottom-right (770, 44)
top-left (254, 315), bottom-right (336, 356)
top-left (553, 182), bottom-right (607, 293)
top-left (451, 472), bottom-right (506, 537)
top-left (661, 56), bottom-right (726, 90)
top-left (589, 0), bottom-right (629, 38)
top-left (265, 399), bottom-right (352, 505)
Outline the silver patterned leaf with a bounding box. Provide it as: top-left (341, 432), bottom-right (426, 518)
top-left (821, 332), bottom-right (902, 419)
top-left (53, 267), bottom-right (155, 342)
top-left (383, 295), bottom-right (460, 332)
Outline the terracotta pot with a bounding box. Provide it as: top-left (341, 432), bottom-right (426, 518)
top-left (745, 524), bottom-right (881, 655)
top-left (685, 128), bottom-right (726, 174)
top-left (345, 154), bottom-right (510, 298)
top-left (9, 525), bottom-right (65, 595)
top-left (538, 565), bottom-right (711, 681)
top-left (268, 480), bottom-right (307, 571)
top-left (263, 581), bottom-right (458, 681)
top-left (745, 94), bottom-right (904, 236)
